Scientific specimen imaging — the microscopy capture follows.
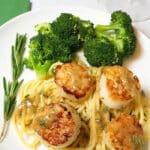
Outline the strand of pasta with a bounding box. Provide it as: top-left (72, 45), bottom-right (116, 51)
top-left (13, 111), bottom-right (39, 148)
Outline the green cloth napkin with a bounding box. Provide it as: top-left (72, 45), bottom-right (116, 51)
top-left (0, 0), bottom-right (31, 25)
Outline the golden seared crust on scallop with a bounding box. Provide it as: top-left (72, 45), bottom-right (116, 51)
top-left (32, 103), bottom-right (81, 148)
top-left (104, 114), bottom-right (144, 150)
top-left (103, 65), bottom-right (140, 100)
top-left (99, 65), bottom-right (140, 109)
top-left (55, 62), bottom-right (91, 99)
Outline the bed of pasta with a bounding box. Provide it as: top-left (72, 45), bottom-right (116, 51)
top-left (13, 61), bottom-right (150, 150)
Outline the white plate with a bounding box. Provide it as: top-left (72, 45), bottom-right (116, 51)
top-left (0, 6), bottom-right (150, 150)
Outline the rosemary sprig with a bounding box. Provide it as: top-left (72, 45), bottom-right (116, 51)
top-left (0, 33), bottom-right (27, 142)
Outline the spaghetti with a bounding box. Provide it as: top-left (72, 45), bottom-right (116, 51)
top-left (13, 65), bottom-right (150, 150)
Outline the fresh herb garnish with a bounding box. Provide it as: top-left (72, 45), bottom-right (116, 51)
top-left (0, 33), bottom-right (27, 142)
top-left (39, 120), bottom-right (46, 127)
top-left (24, 94), bottom-right (30, 99)
top-left (140, 90), bottom-right (145, 97)
top-left (119, 107), bottom-right (125, 112)
top-left (130, 136), bottom-right (144, 147)
top-left (102, 107), bottom-right (109, 113)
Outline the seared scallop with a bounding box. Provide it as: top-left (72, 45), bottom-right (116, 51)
top-left (32, 103), bottom-right (81, 148)
top-left (99, 65), bottom-right (140, 109)
top-left (104, 114), bottom-right (144, 150)
top-left (55, 62), bottom-right (91, 99)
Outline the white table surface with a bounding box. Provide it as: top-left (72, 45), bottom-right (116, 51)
top-left (30, 0), bottom-right (150, 38)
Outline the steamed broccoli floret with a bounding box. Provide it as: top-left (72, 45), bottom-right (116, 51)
top-left (111, 10), bottom-right (132, 25)
top-left (78, 19), bottom-right (95, 40)
top-left (51, 13), bottom-right (79, 38)
top-left (51, 13), bottom-right (81, 51)
top-left (24, 34), bottom-right (72, 78)
top-left (95, 10), bottom-right (136, 58)
top-left (51, 13), bottom-right (95, 51)
top-left (84, 37), bottom-right (122, 66)
top-left (83, 10), bottom-right (136, 67)
top-left (34, 23), bottom-right (51, 35)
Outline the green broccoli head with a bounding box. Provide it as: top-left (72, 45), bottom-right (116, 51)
top-left (49, 35), bottom-right (73, 62)
top-left (34, 23), bottom-right (52, 35)
top-left (24, 33), bottom-right (72, 78)
top-left (50, 13), bottom-right (81, 51)
top-left (83, 37), bottom-right (122, 66)
top-left (51, 13), bottom-right (79, 38)
top-left (111, 10), bottom-right (132, 26)
top-left (51, 13), bottom-right (95, 51)
top-left (78, 20), bottom-right (95, 41)
top-left (95, 10), bottom-right (136, 62)
top-left (115, 31), bottom-right (136, 57)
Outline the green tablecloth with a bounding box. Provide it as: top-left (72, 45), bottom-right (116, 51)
top-left (0, 0), bottom-right (30, 25)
